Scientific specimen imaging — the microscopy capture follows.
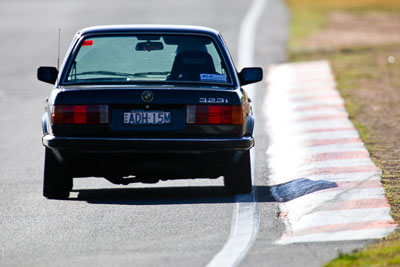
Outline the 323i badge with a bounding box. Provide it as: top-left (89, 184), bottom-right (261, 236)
top-left (37, 25), bottom-right (263, 199)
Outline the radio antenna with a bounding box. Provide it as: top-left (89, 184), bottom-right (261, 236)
top-left (57, 28), bottom-right (61, 70)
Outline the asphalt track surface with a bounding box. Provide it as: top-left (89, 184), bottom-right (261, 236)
top-left (0, 0), bottom-right (375, 266)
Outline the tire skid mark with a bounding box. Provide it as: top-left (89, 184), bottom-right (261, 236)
top-left (266, 61), bottom-right (396, 244)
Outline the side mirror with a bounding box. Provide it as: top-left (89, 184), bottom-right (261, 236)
top-left (37, 66), bottom-right (58, 84)
top-left (239, 67), bottom-right (263, 86)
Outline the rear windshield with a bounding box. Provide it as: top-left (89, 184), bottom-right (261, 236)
top-left (63, 34), bottom-right (233, 86)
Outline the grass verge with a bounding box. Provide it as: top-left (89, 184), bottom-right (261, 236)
top-left (287, 0), bottom-right (400, 49)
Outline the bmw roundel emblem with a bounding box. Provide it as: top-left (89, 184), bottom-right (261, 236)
top-left (141, 91), bottom-right (154, 102)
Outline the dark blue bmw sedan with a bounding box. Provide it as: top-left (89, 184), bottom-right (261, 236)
top-left (37, 25), bottom-right (262, 199)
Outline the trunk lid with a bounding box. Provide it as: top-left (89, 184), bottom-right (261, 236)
top-left (52, 86), bottom-right (245, 137)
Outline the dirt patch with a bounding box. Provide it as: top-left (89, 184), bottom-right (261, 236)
top-left (303, 11), bottom-right (400, 50)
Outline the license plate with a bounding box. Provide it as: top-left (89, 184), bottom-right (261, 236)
top-left (123, 110), bottom-right (171, 125)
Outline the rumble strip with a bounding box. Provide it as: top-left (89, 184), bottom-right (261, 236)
top-left (265, 60), bottom-right (397, 244)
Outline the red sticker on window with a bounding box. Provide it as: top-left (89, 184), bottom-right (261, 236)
top-left (82, 40), bottom-right (93, 46)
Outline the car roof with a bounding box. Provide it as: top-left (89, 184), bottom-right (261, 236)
top-left (78, 25), bottom-right (221, 37)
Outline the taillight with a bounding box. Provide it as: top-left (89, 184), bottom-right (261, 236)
top-left (52, 105), bottom-right (109, 124)
top-left (186, 105), bottom-right (243, 125)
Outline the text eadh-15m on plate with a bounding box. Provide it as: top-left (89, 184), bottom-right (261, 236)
top-left (123, 111), bottom-right (171, 125)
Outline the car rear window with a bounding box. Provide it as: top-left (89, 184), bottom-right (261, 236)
top-left (64, 34), bottom-right (232, 86)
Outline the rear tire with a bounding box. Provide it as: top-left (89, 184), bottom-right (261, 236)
top-left (224, 150), bottom-right (252, 194)
top-left (43, 148), bottom-right (72, 199)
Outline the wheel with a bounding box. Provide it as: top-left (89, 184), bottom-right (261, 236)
top-left (43, 148), bottom-right (72, 199)
top-left (224, 150), bottom-right (252, 194)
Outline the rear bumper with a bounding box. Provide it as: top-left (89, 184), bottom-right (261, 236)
top-left (42, 134), bottom-right (254, 152)
top-left (42, 134), bottom-right (254, 178)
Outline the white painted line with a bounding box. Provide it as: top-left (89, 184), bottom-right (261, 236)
top-left (237, 0), bottom-right (267, 70)
top-left (206, 0), bottom-right (266, 266)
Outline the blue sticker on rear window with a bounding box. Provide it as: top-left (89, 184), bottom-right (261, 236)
top-left (200, 74), bottom-right (227, 83)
